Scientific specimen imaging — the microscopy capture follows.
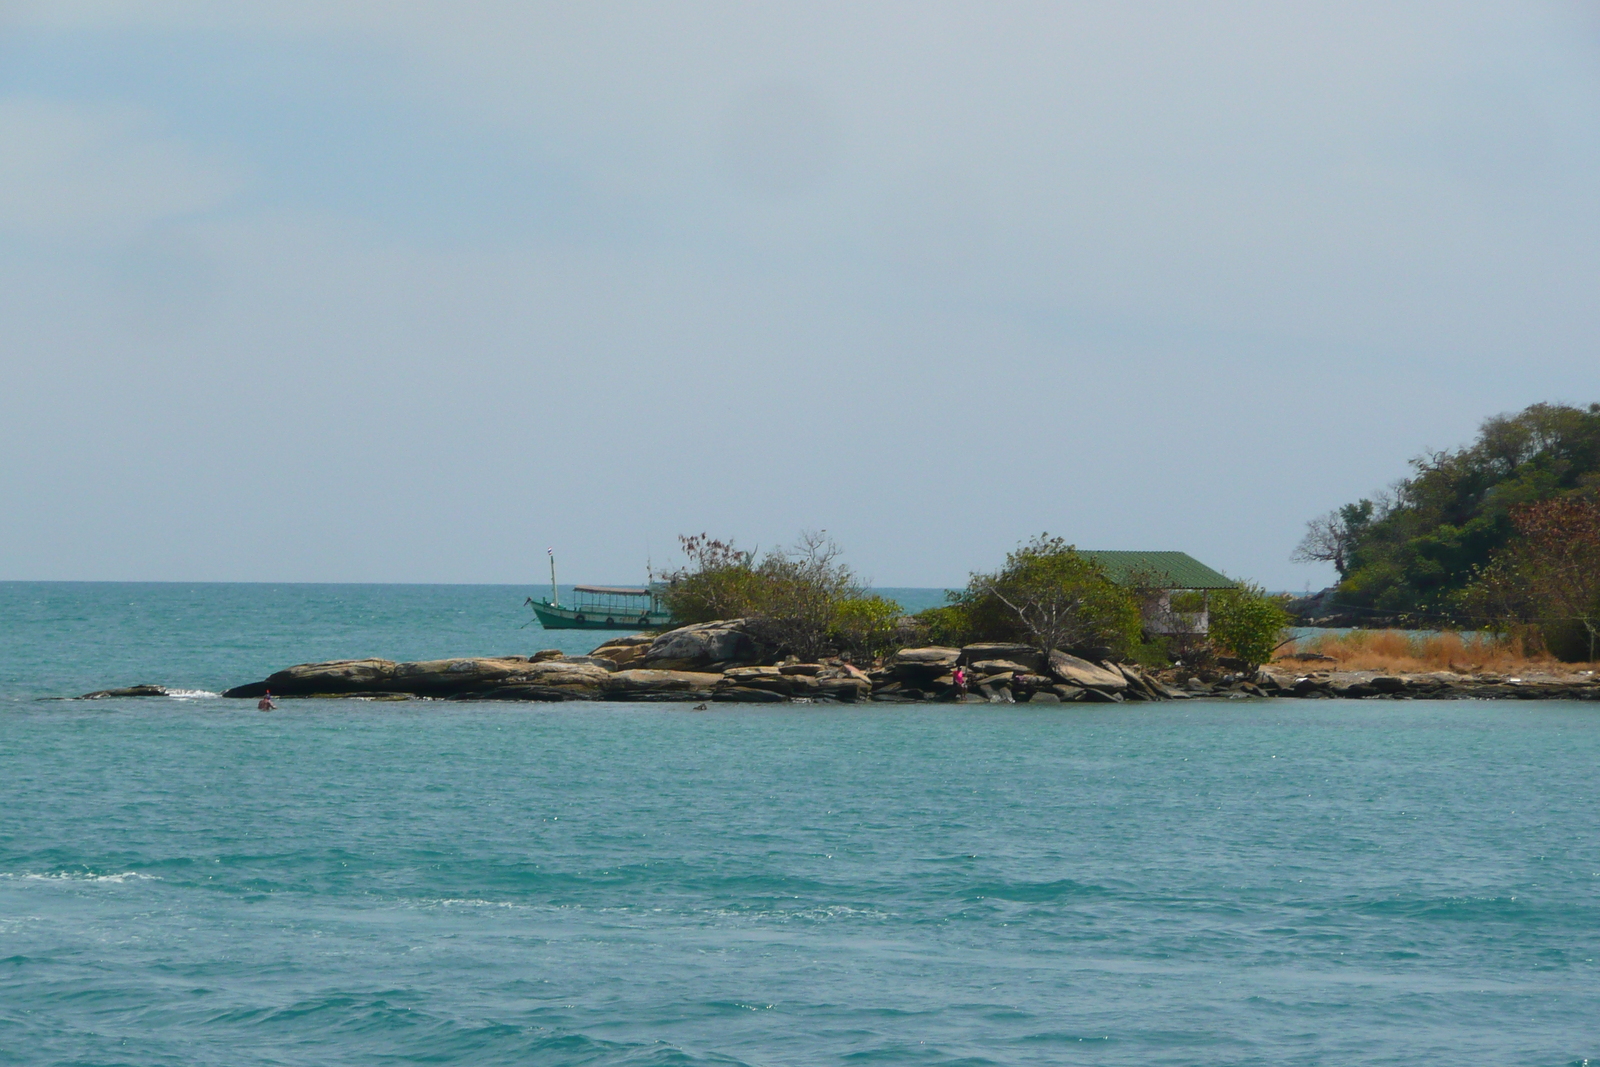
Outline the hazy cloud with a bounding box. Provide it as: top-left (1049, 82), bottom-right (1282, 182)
top-left (2, 2), bottom-right (1598, 587)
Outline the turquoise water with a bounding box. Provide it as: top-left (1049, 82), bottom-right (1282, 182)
top-left (0, 583), bottom-right (953, 701)
top-left (2, 584), bottom-right (1598, 1065)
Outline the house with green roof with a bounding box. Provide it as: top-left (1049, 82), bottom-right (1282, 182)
top-left (1078, 550), bottom-right (1236, 636)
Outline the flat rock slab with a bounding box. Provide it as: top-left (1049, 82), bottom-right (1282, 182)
top-left (1048, 651), bottom-right (1128, 691)
top-left (223, 657), bottom-right (610, 699)
top-left (604, 669), bottom-right (724, 698)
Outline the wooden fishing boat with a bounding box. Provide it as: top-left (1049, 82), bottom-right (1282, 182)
top-left (526, 551), bottom-right (672, 629)
top-left (527, 585), bottom-right (672, 630)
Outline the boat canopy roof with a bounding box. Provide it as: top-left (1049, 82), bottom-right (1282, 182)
top-left (572, 585), bottom-right (651, 597)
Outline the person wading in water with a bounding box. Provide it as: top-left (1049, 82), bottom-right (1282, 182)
top-left (257, 690), bottom-right (276, 712)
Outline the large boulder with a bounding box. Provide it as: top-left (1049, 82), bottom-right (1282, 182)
top-left (814, 666), bottom-right (871, 702)
top-left (642, 620), bottom-right (766, 670)
top-left (720, 667), bottom-right (816, 697)
top-left (885, 647), bottom-right (961, 686)
top-left (1047, 651), bottom-right (1128, 691)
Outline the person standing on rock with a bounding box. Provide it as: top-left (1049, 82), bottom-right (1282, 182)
top-left (257, 690), bottom-right (276, 712)
top-left (952, 666), bottom-right (968, 700)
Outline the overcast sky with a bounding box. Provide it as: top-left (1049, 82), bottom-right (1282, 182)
top-left (2, 2), bottom-right (1597, 590)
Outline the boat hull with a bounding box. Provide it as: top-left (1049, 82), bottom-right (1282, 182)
top-left (530, 601), bottom-right (671, 630)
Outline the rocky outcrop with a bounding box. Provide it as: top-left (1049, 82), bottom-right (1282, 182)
top-left (714, 663), bottom-right (872, 702)
top-left (866, 646), bottom-right (961, 700)
top-left (200, 618), bottom-right (1600, 708)
top-left (1252, 667), bottom-right (1600, 701)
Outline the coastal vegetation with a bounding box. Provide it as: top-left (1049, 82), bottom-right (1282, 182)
top-left (657, 531), bottom-right (1292, 671)
top-left (914, 535), bottom-right (1143, 657)
top-left (658, 532), bottom-right (902, 660)
top-left (1459, 495), bottom-right (1600, 661)
top-left (1294, 401), bottom-right (1600, 658)
top-left (912, 535), bottom-right (1291, 670)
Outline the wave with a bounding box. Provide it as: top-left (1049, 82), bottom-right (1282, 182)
top-left (0, 870), bottom-right (158, 884)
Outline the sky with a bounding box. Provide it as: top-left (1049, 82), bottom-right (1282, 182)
top-left (2, 1), bottom-right (1598, 590)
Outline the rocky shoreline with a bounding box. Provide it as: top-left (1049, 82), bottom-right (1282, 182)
top-left (78, 618), bottom-right (1600, 704)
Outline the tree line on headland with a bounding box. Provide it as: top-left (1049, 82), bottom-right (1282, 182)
top-left (657, 531), bottom-right (1288, 672)
top-left (1292, 401), bottom-right (1600, 661)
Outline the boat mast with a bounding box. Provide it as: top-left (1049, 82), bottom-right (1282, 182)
top-left (548, 548), bottom-right (558, 608)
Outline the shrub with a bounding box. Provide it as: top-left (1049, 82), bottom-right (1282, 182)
top-left (830, 594), bottom-right (904, 659)
top-left (1208, 583), bottom-right (1291, 669)
top-left (1461, 496), bottom-right (1600, 662)
top-left (658, 531), bottom-right (903, 661)
top-left (659, 534), bottom-right (764, 624)
top-left (910, 603), bottom-right (974, 648)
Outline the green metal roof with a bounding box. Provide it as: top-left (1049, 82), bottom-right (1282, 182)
top-left (1078, 550), bottom-right (1236, 590)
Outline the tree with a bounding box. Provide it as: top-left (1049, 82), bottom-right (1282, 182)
top-left (1463, 496), bottom-right (1600, 661)
top-left (1292, 500), bottom-right (1375, 578)
top-left (1208, 583), bottom-right (1292, 670)
top-left (954, 535), bottom-right (1141, 657)
top-left (750, 530), bottom-right (866, 661)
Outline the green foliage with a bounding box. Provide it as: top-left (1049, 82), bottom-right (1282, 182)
top-left (1129, 639), bottom-right (1174, 669)
top-left (909, 604), bottom-right (973, 648)
top-left (830, 594), bottom-right (904, 658)
top-left (658, 534), bottom-right (764, 624)
top-left (659, 532), bottom-right (904, 660)
top-left (953, 534), bottom-right (1142, 656)
top-left (1310, 402), bottom-right (1600, 619)
top-left (1209, 583), bottom-right (1291, 669)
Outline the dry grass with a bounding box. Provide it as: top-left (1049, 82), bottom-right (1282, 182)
top-left (1273, 629), bottom-right (1597, 675)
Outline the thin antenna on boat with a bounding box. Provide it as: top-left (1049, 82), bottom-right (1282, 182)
top-left (548, 547), bottom-right (558, 608)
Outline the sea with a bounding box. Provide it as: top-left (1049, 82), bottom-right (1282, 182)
top-left (1, 582), bottom-right (1597, 1066)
